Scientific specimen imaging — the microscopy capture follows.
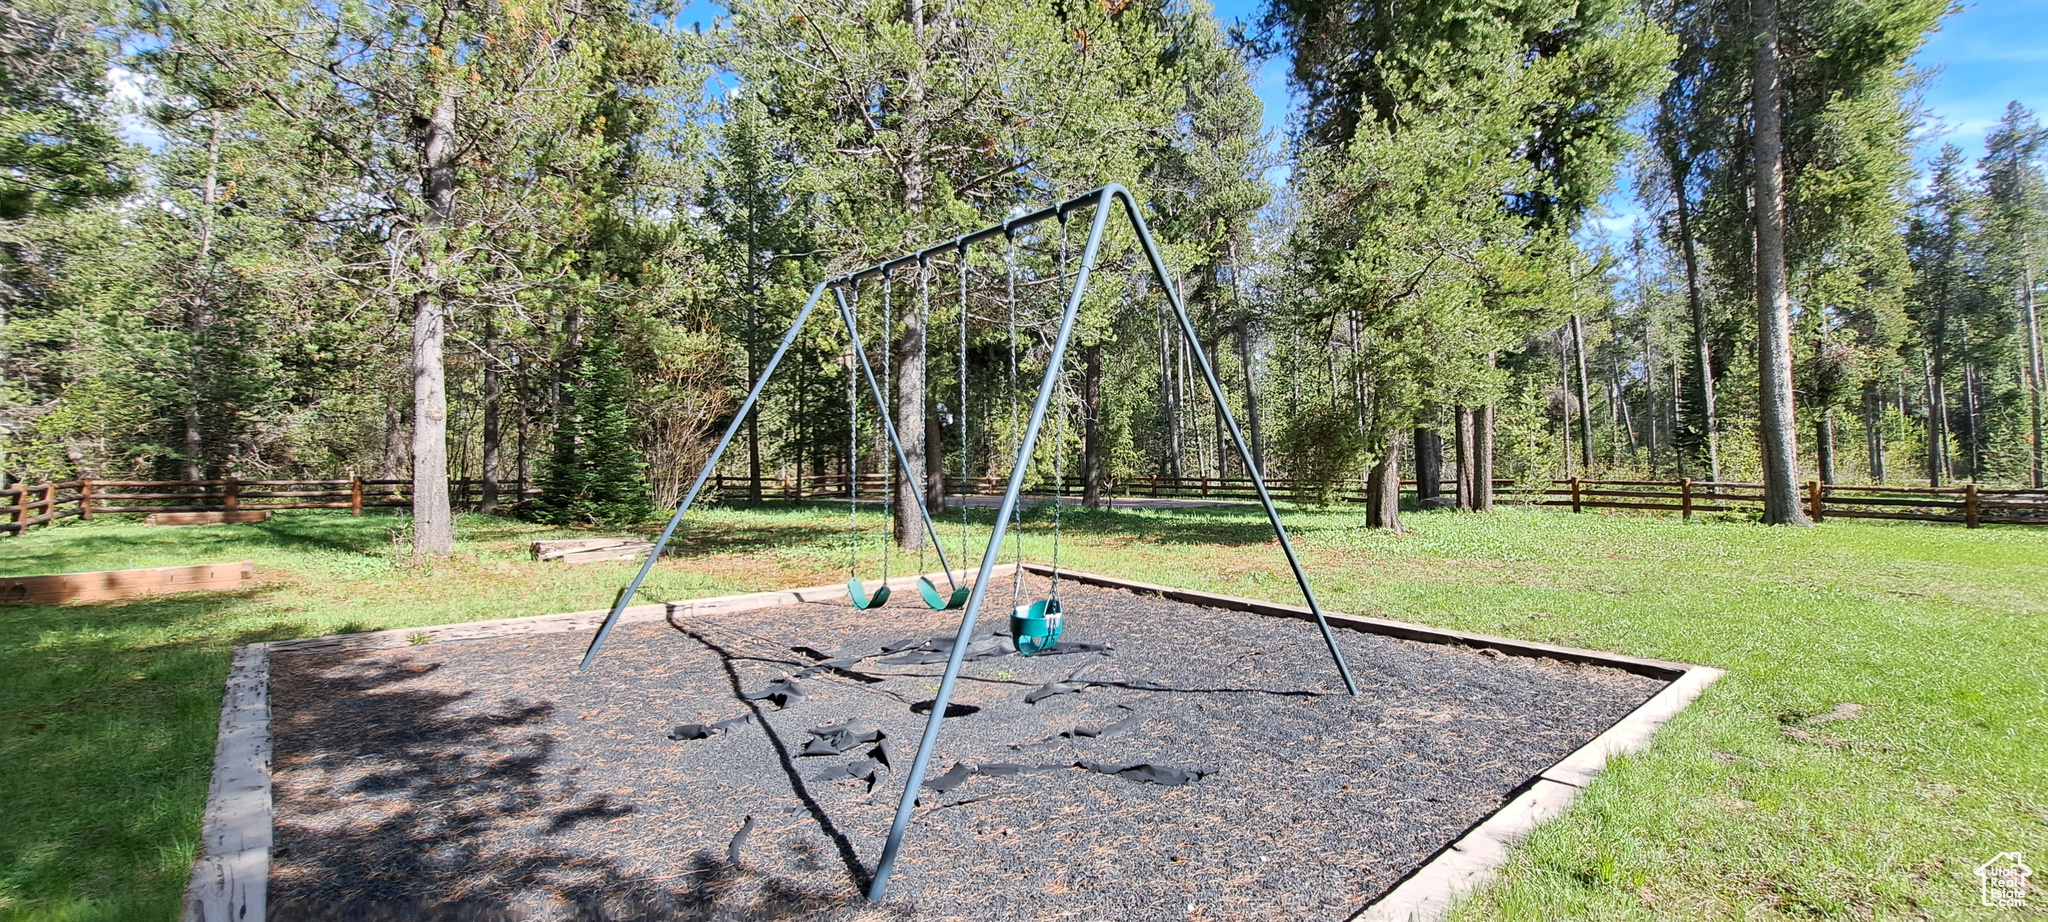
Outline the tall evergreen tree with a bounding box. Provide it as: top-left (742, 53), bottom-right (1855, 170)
top-left (1979, 102), bottom-right (2048, 487)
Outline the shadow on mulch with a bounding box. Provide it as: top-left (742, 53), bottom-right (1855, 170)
top-left (268, 658), bottom-right (892, 922)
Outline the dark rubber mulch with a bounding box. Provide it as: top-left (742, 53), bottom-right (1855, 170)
top-left (266, 574), bottom-right (1665, 922)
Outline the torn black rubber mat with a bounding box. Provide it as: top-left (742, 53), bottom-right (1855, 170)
top-left (726, 816), bottom-right (754, 865)
top-left (921, 762), bottom-right (972, 792)
top-left (801, 720), bottom-right (884, 756)
top-left (740, 677), bottom-right (805, 708)
top-left (809, 744), bottom-right (889, 785)
top-left (1024, 681), bottom-right (1083, 704)
top-left (974, 762), bottom-right (1065, 777)
top-left (880, 635), bottom-right (1011, 665)
top-left (1077, 760), bottom-right (1215, 786)
top-left (1068, 713), bottom-right (1143, 738)
top-left (1041, 641), bottom-right (1112, 655)
top-left (666, 713), bottom-right (753, 741)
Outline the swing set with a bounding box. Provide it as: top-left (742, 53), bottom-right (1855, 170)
top-left (578, 184), bottom-right (1358, 902)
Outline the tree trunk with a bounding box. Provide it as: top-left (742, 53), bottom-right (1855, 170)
top-left (1559, 330), bottom-right (1574, 478)
top-left (1454, 406), bottom-right (1476, 511)
top-left (479, 322), bottom-right (502, 515)
top-left (382, 393), bottom-right (408, 480)
top-left (1226, 240), bottom-right (1265, 474)
top-left (1816, 409), bottom-right (1835, 485)
top-left (1863, 383), bottom-right (1886, 482)
top-left (1414, 426), bottom-right (1442, 506)
top-left (2025, 267), bottom-right (2044, 488)
top-left (1161, 305), bottom-right (1183, 481)
top-left (1923, 348), bottom-right (1944, 486)
top-left (1081, 341), bottom-right (1104, 509)
top-left (185, 117), bottom-right (222, 482)
top-left (893, 0), bottom-right (930, 549)
top-left (893, 283), bottom-right (927, 550)
top-left (411, 85), bottom-right (459, 556)
top-left (1751, 0), bottom-right (1809, 525)
top-left (1673, 162), bottom-right (1721, 482)
top-left (1571, 314), bottom-right (1594, 472)
top-left (1475, 401), bottom-right (1495, 511)
top-left (1610, 350), bottom-right (1638, 454)
top-left (1365, 431), bottom-right (1402, 533)
top-left (1643, 322), bottom-right (1659, 476)
top-left (1236, 325), bottom-right (1264, 475)
top-left (745, 338), bottom-right (763, 504)
top-left (1963, 358), bottom-right (1982, 481)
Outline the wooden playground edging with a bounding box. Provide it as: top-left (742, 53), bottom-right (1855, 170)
top-left (1528, 478), bottom-right (2048, 528)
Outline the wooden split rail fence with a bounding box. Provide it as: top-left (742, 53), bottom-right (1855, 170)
top-left (1537, 478), bottom-right (2048, 528)
top-left (6, 472), bottom-right (2035, 537)
top-left (0, 477), bottom-right (542, 536)
top-left (713, 473), bottom-right (1514, 505)
top-left (715, 472), bottom-right (2046, 528)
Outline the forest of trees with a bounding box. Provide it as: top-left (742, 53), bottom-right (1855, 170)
top-left (3, 0), bottom-right (2042, 551)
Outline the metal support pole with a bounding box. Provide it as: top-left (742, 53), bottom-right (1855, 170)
top-left (580, 282), bottom-right (831, 670)
top-left (1112, 187), bottom-right (1360, 697)
top-left (867, 189), bottom-right (1115, 903)
top-left (834, 287), bottom-right (961, 585)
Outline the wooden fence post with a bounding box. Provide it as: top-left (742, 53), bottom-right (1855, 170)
top-left (1806, 481), bottom-right (1822, 523)
top-left (350, 476), bottom-right (364, 515)
top-left (1965, 483), bottom-right (1980, 528)
top-left (1681, 478), bottom-right (1693, 521)
top-left (42, 483), bottom-right (55, 524)
top-left (223, 477), bottom-right (240, 511)
top-left (13, 486), bottom-right (27, 533)
top-left (1571, 476), bottom-right (1583, 514)
top-left (80, 479), bottom-right (93, 521)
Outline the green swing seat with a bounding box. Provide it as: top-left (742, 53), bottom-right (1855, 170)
top-left (1009, 598), bottom-right (1064, 656)
top-left (917, 576), bottom-right (970, 610)
top-left (848, 576), bottom-right (892, 610)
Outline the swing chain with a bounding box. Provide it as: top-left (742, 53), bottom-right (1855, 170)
top-left (1006, 234), bottom-right (1024, 609)
top-left (1050, 216), bottom-right (1068, 602)
top-left (847, 285), bottom-right (859, 581)
top-left (881, 269), bottom-right (893, 583)
top-left (959, 247), bottom-right (970, 568)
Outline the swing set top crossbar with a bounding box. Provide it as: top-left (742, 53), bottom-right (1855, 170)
top-left (825, 189), bottom-right (1103, 288)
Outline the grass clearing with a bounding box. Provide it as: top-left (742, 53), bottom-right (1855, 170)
top-left (0, 504), bottom-right (2042, 920)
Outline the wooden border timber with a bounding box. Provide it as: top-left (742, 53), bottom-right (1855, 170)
top-left (1, 561), bottom-right (252, 605)
top-left (1013, 564), bottom-right (1721, 922)
top-left (189, 563), bottom-right (1715, 922)
top-left (181, 643), bottom-right (270, 922)
top-left (146, 511), bottom-right (272, 526)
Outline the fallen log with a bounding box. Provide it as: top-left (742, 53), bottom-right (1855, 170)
top-left (1, 561), bottom-right (254, 605)
top-left (146, 511), bottom-right (272, 526)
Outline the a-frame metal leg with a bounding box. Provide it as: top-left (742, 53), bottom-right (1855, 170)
top-left (866, 190), bottom-right (1117, 902)
top-left (1113, 189), bottom-right (1359, 697)
top-left (579, 282), bottom-right (831, 670)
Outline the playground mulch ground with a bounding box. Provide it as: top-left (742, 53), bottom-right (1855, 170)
top-left (265, 574), bottom-right (1666, 922)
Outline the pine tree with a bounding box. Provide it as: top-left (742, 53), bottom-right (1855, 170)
top-left (534, 333), bottom-right (656, 527)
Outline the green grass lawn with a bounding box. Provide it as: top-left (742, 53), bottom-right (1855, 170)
top-left (0, 504), bottom-right (2042, 920)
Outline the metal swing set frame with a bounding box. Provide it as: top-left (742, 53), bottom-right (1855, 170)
top-left (578, 184), bottom-right (1360, 902)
